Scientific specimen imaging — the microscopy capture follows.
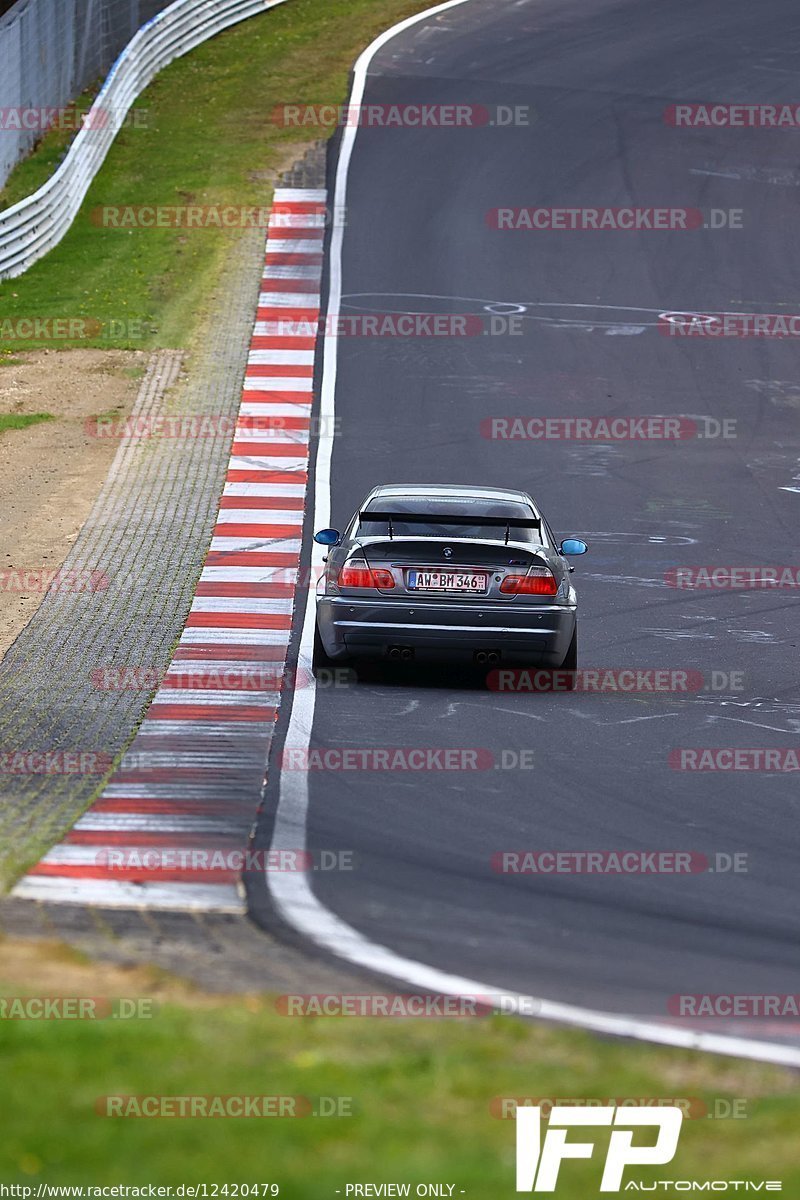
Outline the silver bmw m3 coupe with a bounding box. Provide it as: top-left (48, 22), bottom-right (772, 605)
top-left (312, 484), bottom-right (587, 675)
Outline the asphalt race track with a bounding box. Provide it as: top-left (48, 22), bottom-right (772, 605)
top-left (255, 0), bottom-right (800, 1044)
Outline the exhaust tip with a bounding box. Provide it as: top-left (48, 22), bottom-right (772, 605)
top-left (486, 650), bottom-right (500, 665)
top-left (475, 650), bottom-right (488, 665)
top-left (388, 646), bottom-right (414, 661)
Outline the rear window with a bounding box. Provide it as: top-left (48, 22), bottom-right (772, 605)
top-left (355, 499), bottom-right (543, 544)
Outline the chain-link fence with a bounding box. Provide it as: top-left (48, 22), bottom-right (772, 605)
top-left (0, 0), bottom-right (167, 188)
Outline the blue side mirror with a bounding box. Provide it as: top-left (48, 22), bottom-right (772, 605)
top-left (314, 528), bottom-right (341, 546)
top-left (560, 538), bottom-right (588, 556)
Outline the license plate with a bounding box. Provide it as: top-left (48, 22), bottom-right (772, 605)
top-left (407, 570), bottom-right (488, 593)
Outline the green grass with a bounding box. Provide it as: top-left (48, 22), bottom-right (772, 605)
top-left (0, 412), bottom-right (55, 433)
top-left (0, 86), bottom-right (105, 209)
top-left (0, 970), bottom-right (798, 1196)
top-left (0, 0), bottom-right (437, 354)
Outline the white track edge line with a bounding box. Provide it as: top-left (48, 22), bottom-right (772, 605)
top-left (265, 1), bottom-right (800, 1070)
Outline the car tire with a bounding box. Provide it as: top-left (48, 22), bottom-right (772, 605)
top-left (312, 620), bottom-right (347, 678)
top-left (559, 627), bottom-right (578, 689)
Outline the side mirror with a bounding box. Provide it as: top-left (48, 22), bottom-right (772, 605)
top-left (560, 538), bottom-right (588, 556)
top-left (314, 528), bottom-right (341, 546)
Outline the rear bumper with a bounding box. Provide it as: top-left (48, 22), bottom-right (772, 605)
top-left (316, 595), bottom-right (576, 665)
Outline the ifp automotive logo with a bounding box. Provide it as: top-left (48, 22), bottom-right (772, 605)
top-left (514, 1105), bottom-right (783, 1192)
top-left (515, 1104), bottom-right (682, 1192)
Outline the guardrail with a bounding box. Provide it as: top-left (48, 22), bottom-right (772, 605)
top-left (0, 0), bottom-right (289, 280)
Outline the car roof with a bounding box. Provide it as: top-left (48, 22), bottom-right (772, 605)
top-left (353, 485), bottom-right (545, 545)
top-left (368, 484), bottom-right (534, 505)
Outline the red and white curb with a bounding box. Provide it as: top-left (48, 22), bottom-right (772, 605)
top-left (13, 188), bottom-right (326, 912)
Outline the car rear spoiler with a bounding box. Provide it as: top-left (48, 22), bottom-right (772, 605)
top-left (359, 510), bottom-right (541, 544)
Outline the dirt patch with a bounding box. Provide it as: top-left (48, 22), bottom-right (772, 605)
top-left (0, 936), bottom-right (255, 1009)
top-left (0, 349), bottom-right (146, 661)
top-left (0, 931), bottom-right (362, 1015)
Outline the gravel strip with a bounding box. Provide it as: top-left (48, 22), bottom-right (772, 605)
top-left (0, 228), bottom-right (266, 889)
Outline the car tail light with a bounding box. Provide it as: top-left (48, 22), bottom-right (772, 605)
top-left (338, 560), bottom-right (395, 589)
top-left (500, 568), bottom-right (558, 596)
